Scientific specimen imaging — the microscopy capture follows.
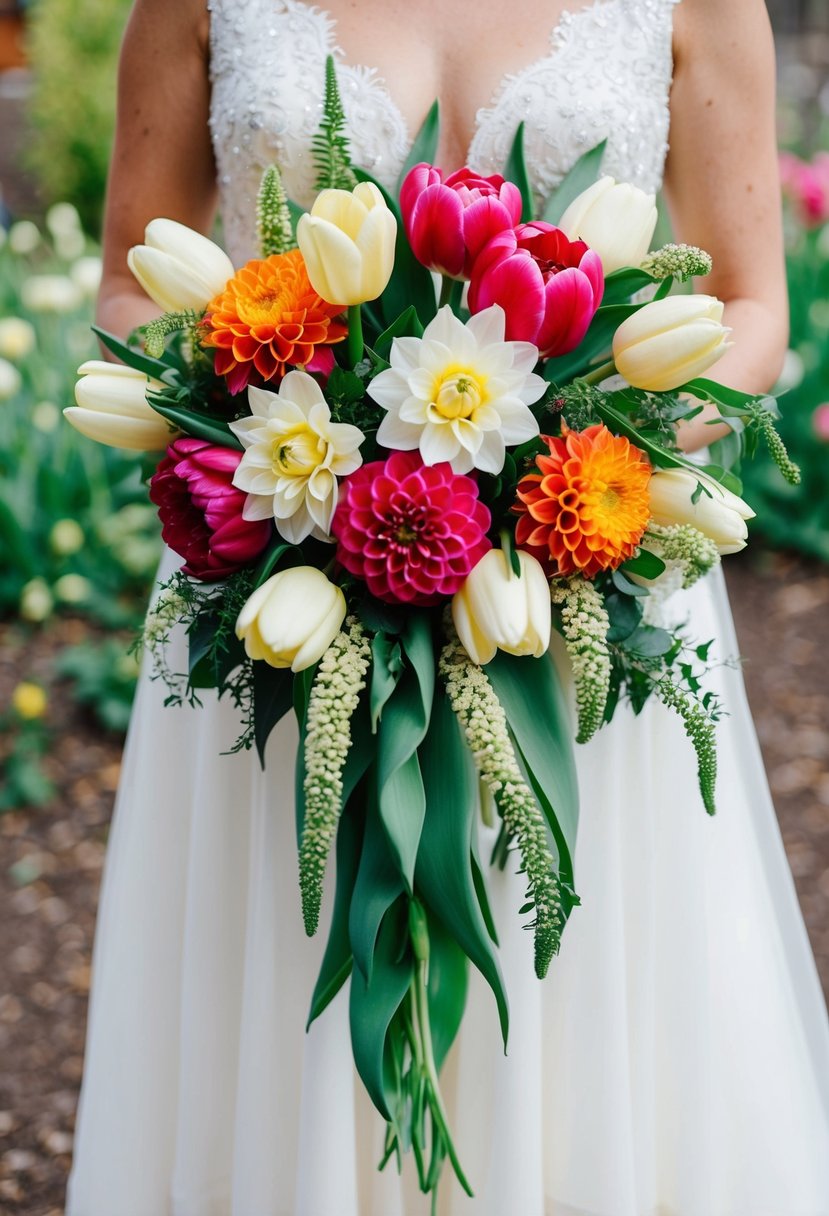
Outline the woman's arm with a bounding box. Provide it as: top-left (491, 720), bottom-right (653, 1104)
top-left (665, 0), bottom-right (787, 452)
top-left (97, 0), bottom-right (217, 339)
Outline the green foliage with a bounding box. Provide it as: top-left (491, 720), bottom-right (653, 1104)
top-left (25, 0), bottom-right (132, 234)
top-left (55, 638), bottom-right (140, 733)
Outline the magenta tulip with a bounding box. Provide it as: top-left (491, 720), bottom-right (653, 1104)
top-left (467, 222), bottom-right (604, 358)
top-left (400, 163), bottom-right (523, 279)
top-left (149, 437), bottom-right (272, 581)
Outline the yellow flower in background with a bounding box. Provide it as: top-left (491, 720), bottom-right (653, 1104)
top-left (19, 578), bottom-right (53, 623)
top-left (0, 318), bottom-right (36, 361)
top-left (612, 295), bottom-right (732, 392)
top-left (12, 682), bottom-right (48, 721)
top-left (50, 519), bottom-right (85, 556)
top-left (296, 181), bottom-right (396, 305)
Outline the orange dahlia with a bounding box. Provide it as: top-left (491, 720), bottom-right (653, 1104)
top-left (202, 249), bottom-right (347, 394)
top-left (514, 423), bottom-right (651, 578)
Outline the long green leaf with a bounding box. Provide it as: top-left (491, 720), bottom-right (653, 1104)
top-left (92, 326), bottom-right (178, 379)
top-left (600, 268), bottom-right (657, 306)
top-left (543, 303), bottom-right (638, 385)
top-left (485, 652), bottom-right (579, 912)
top-left (396, 100), bottom-right (440, 190)
top-left (504, 122), bottom-right (533, 222)
top-left (426, 909), bottom-right (469, 1071)
top-left (542, 139), bottom-right (607, 224)
top-left (416, 685), bottom-right (509, 1047)
top-left (252, 662), bottom-right (294, 767)
top-left (349, 778), bottom-right (405, 982)
top-left (149, 400), bottom-right (244, 450)
top-left (349, 898), bottom-right (412, 1122)
top-left (370, 631), bottom-right (403, 731)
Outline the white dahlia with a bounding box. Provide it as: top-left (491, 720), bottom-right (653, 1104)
top-left (371, 304), bottom-right (545, 474)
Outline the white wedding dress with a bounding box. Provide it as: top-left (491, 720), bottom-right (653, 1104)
top-left (67, 1), bottom-right (829, 1214)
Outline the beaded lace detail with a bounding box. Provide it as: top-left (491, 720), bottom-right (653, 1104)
top-left (208, 0), bottom-right (680, 264)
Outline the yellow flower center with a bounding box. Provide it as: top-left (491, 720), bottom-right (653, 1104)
top-left (272, 425), bottom-right (325, 476)
top-left (431, 368), bottom-right (486, 421)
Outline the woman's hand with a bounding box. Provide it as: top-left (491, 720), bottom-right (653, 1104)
top-left (666, 0), bottom-right (787, 453)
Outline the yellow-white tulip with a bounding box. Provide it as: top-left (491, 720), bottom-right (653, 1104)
top-left (296, 181), bottom-right (397, 306)
top-left (64, 360), bottom-right (174, 451)
top-left (648, 467), bottom-right (755, 555)
top-left (613, 295), bottom-right (732, 392)
top-left (236, 566), bottom-right (346, 672)
top-left (127, 218), bottom-right (235, 313)
top-left (452, 548), bottom-right (551, 667)
top-left (559, 175), bottom-right (658, 274)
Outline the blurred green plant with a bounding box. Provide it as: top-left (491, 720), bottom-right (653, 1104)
top-left (738, 154), bottom-right (829, 562)
top-left (25, 0), bottom-right (132, 235)
top-left (0, 682), bottom-right (54, 812)
top-left (55, 637), bottom-right (141, 732)
top-left (0, 210), bottom-right (162, 631)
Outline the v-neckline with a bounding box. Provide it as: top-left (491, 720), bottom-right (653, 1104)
top-left (286, 0), bottom-right (619, 168)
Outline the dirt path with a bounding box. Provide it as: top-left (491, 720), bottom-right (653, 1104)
top-left (0, 552), bottom-right (827, 1214)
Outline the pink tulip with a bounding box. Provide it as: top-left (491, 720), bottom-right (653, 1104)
top-left (779, 152), bottom-right (829, 227)
top-left (467, 222), bottom-right (604, 358)
top-left (812, 403), bottom-right (829, 443)
top-left (400, 163), bottom-right (523, 279)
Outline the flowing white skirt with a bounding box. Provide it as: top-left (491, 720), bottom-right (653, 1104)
top-left (66, 552), bottom-right (829, 1216)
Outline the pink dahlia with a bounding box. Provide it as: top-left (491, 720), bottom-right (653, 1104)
top-left (331, 450), bottom-right (492, 605)
top-left (149, 437), bottom-right (271, 581)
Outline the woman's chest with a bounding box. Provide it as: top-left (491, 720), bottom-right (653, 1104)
top-left (208, 0), bottom-right (679, 261)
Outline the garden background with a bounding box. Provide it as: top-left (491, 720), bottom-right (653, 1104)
top-left (0, 1), bottom-right (828, 1211)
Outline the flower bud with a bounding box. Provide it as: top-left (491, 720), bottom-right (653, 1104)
top-left (648, 467), bottom-right (754, 555)
top-left (559, 176), bottom-right (658, 274)
top-left (65, 360), bottom-right (175, 451)
top-left (296, 181), bottom-right (396, 305)
top-left (236, 566), bottom-right (346, 671)
top-left (612, 294), bottom-right (732, 391)
top-left (452, 548), bottom-right (551, 666)
top-left (127, 218), bottom-right (235, 313)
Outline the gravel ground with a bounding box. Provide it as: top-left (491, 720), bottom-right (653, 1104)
top-left (0, 551), bottom-right (827, 1215)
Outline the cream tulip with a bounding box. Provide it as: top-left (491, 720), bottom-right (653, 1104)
top-left (236, 567), bottom-right (346, 671)
top-left (127, 218), bottom-right (235, 313)
top-left (559, 175), bottom-right (658, 274)
top-left (612, 294), bottom-right (732, 392)
top-left (64, 360), bottom-right (174, 450)
top-left (452, 548), bottom-right (551, 667)
top-left (296, 181), bottom-right (397, 305)
top-left (648, 467), bottom-right (755, 555)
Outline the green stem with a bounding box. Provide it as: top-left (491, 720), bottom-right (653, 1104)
top-left (438, 275), bottom-right (454, 310)
top-left (347, 304), bottom-right (364, 367)
top-left (580, 358), bottom-right (617, 385)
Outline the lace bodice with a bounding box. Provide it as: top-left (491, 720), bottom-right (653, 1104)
top-left (208, 0), bottom-right (681, 265)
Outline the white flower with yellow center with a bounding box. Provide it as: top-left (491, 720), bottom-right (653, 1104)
top-left (371, 304), bottom-right (545, 474)
top-left (229, 370), bottom-right (364, 543)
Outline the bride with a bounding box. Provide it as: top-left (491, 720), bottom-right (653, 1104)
top-left (66, 1), bottom-right (829, 1213)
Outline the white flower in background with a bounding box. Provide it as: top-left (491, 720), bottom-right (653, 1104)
top-left (45, 202), bottom-right (82, 238)
top-left (372, 304), bottom-right (544, 474)
top-left (49, 519), bottom-right (85, 556)
top-left (0, 318), bottom-right (36, 361)
top-left (559, 175), bottom-right (658, 274)
top-left (229, 370), bottom-right (364, 543)
top-left (19, 577), bottom-right (53, 622)
top-left (21, 274), bottom-right (83, 313)
top-left (54, 573), bottom-right (92, 604)
top-left (32, 401), bottom-right (61, 433)
top-left (0, 356), bottom-right (22, 400)
top-left (55, 230), bottom-right (86, 261)
top-left (9, 220), bottom-right (41, 256)
top-left (70, 255), bottom-right (103, 298)
top-left (128, 218), bottom-right (235, 313)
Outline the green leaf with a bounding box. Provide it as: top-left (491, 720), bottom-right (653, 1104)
top-left (708, 429), bottom-right (743, 475)
top-left (504, 121), bottom-right (533, 222)
top-left (683, 378), bottom-right (776, 418)
top-left (611, 568), bottom-right (650, 597)
top-left (542, 139), bottom-right (607, 224)
top-left (349, 898), bottom-right (412, 1121)
top-left (92, 325), bottom-right (177, 379)
top-left (252, 541), bottom-right (299, 588)
top-left (599, 268), bottom-right (657, 307)
top-left (396, 99), bottom-right (440, 191)
top-left (621, 549), bottom-right (666, 580)
top-left (349, 778), bottom-right (406, 982)
top-left (604, 592), bottom-right (644, 642)
top-left (252, 662), bottom-right (294, 767)
top-left (370, 632), bottom-right (404, 731)
top-left (624, 625), bottom-right (675, 657)
top-left (426, 910), bottom-right (469, 1071)
top-left (148, 399), bottom-right (244, 450)
top-left (416, 684), bottom-right (509, 1046)
top-left (699, 463), bottom-right (743, 497)
top-left (376, 614), bottom-right (435, 889)
top-left (373, 305), bottom-right (424, 359)
top-left (485, 652), bottom-right (579, 912)
top-left (307, 786), bottom-right (364, 1028)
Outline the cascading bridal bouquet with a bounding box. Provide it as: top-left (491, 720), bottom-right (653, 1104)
top-left (66, 59), bottom-right (799, 1201)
